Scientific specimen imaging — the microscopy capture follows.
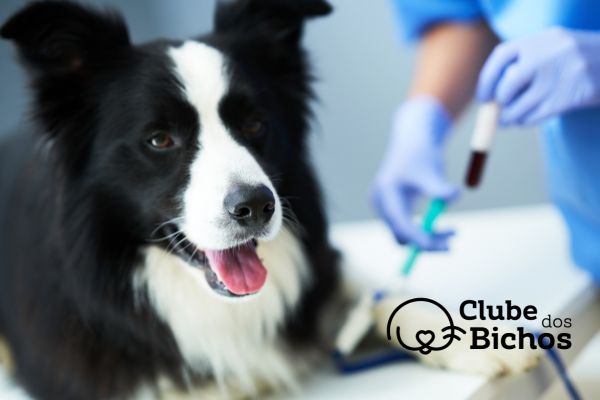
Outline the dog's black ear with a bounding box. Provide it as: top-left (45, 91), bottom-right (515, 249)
top-left (1, 1), bottom-right (131, 75)
top-left (1, 1), bottom-right (132, 152)
top-left (215, 0), bottom-right (332, 44)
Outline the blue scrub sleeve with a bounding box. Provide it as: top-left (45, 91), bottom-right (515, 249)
top-left (391, 0), bottom-right (484, 41)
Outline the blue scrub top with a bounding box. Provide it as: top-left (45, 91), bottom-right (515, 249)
top-left (392, 0), bottom-right (600, 282)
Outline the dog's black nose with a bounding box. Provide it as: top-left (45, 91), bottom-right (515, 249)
top-left (224, 184), bottom-right (275, 227)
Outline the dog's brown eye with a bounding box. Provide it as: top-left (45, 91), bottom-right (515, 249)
top-left (242, 119), bottom-right (265, 138)
top-left (147, 132), bottom-right (175, 150)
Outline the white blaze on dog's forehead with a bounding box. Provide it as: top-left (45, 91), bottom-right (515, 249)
top-left (168, 41), bottom-right (282, 250)
top-left (168, 41), bottom-right (228, 125)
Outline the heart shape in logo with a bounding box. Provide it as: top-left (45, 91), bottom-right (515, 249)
top-left (416, 329), bottom-right (435, 347)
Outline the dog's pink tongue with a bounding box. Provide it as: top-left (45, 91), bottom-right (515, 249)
top-left (205, 244), bottom-right (267, 295)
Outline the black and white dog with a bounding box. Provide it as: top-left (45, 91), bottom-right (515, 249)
top-left (0, 1), bottom-right (538, 399)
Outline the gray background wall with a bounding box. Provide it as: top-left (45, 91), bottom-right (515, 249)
top-left (0, 0), bottom-right (547, 222)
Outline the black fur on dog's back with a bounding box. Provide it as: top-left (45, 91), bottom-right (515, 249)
top-left (0, 1), bottom-right (338, 399)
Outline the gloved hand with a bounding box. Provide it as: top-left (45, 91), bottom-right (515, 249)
top-left (477, 27), bottom-right (600, 125)
top-left (370, 96), bottom-right (459, 251)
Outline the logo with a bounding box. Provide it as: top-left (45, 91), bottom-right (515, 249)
top-left (386, 297), bottom-right (466, 355)
top-left (386, 297), bottom-right (572, 352)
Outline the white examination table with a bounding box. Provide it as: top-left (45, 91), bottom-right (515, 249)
top-left (295, 204), bottom-right (600, 400)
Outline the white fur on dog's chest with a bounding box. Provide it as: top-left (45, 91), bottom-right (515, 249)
top-left (134, 227), bottom-right (308, 395)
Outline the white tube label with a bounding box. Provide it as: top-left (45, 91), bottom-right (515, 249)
top-left (471, 102), bottom-right (500, 151)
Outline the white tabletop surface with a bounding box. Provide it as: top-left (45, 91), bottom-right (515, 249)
top-left (293, 204), bottom-right (595, 400)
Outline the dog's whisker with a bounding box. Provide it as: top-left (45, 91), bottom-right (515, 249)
top-left (281, 205), bottom-right (305, 237)
top-left (165, 234), bottom-right (188, 255)
top-left (167, 238), bottom-right (186, 254)
top-left (150, 217), bottom-right (185, 238)
top-left (279, 195), bottom-right (301, 203)
top-left (149, 229), bottom-right (184, 243)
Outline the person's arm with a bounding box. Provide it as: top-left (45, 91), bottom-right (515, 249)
top-left (370, 21), bottom-right (498, 251)
top-left (409, 21), bottom-right (498, 118)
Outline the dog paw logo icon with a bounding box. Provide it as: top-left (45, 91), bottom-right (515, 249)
top-left (386, 298), bottom-right (466, 355)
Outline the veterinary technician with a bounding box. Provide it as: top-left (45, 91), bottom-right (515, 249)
top-left (370, 0), bottom-right (600, 283)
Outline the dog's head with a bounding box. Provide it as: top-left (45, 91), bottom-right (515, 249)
top-left (1, 0), bottom-right (330, 298)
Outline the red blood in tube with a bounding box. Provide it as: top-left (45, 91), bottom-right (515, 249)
top-left (465, 151), bottom-right (487, 188)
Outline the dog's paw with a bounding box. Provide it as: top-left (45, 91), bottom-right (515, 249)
top-left (372, 295), bottom-right (542, 377)
top-left (418, 332), bottom-right (541, 377)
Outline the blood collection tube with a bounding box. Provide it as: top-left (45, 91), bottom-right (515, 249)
top-left (465, 102), bottom-right (500, 188)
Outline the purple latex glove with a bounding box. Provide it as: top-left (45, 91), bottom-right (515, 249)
top-left (370, 97), bottom-right (459, 251)
top-left (477, 27), bottom-right (600, 125)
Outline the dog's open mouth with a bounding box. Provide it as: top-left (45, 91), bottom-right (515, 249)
top-left (159, 225), bottom-right (267, 298)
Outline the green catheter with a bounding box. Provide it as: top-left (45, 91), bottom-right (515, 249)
top-left (401, 198), bottom-right (446, 276)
